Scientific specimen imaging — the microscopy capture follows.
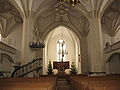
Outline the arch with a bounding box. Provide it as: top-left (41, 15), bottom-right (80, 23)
top-left (106, 52), bottom-right (120, 74)
top-left (43, 25), bottom-right (81, 74)
top-left (0, 53), bottom-right (14, 64)
top-left (42, 21), bottom-right (82, 42)
top-left (107, 52), bottom-right (120, 63)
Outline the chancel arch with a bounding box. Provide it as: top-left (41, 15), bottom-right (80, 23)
top-left (43, 25), bottom-right (81, 74)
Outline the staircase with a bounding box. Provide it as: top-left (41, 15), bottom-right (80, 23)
top-left (11, 58), bottom-right (43, 77)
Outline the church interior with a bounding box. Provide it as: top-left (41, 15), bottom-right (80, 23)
top-left (0, 0), bottom-right (120, 90)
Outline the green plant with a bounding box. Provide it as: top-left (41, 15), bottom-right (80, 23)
top-left (70, 62), bottom-right (77, 75)
top-left (47, 61), bottom-right (53, 75)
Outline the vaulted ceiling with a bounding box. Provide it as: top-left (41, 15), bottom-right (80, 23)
top-left (102, 0), bottom-right (120, 36)
top-left (0, 0), bottom-right (22, 38)
top-left (0, 0), bottom-right (119, 38)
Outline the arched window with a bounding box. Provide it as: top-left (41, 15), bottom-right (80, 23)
top-left (57, 38), bottom-right (68, 62)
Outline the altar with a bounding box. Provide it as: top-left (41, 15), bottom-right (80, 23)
top-left (53, 61), bottom-right (69, 71)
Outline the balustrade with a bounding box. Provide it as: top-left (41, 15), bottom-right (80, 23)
top-left (104, 41), bottom-right (120, 54)
top-left (12, 58), bottom-right (43, 77)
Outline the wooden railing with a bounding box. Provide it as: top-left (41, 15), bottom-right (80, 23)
top-left (0, 41), bottom-right (16, 54)
top-left (11, 58), bottom-right (43, 77)
top-left (104, 41), bottom-right (120, 54)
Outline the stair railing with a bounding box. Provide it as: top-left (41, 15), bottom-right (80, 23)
top-left (11, 58), bottom-right (42, 77)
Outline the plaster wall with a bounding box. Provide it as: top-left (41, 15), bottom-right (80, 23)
top-left (1, 24), bottom-right (23, 63)
top-left (102, 24), bottom-right (120, 74)
top-left (102, 24), bottom-right (120, 47)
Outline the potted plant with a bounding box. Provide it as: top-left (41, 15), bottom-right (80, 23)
top-left (47, 61), bottom-right (53, 75)
top-left (70, 62), bottom-right (77, 75)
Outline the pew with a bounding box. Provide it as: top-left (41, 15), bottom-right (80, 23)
top-left (86, 81), bottom-right (120, 90)
top-left (69, 75), bottom-right (120, 90)
top-left (0, 76), bottom-right (57, 90)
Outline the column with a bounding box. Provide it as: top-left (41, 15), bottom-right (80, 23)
top-left (80, 35), bottom-right (89, 73)
top-left (87, 17), bottom-right (104, 72)
top-left (21, 18), bottom-right (35, 64)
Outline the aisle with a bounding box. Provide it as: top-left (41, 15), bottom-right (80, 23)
top-left (57, 77), bottom-right (73, 90)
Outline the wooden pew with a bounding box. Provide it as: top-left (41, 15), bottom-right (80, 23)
top-left (86, 81), bottom-right (120, 90)
top-left (69, 75), bottom-right (120, 90)
top-left (0, 76), bottom-right (57, 90)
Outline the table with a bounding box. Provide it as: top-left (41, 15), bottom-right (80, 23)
top-left (53, 61), bottom-right (69, 71)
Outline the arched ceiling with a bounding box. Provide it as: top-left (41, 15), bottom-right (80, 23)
top-left (0, 0), bottom-right (22, 38)
top-left (35, 1), bottom-right (91, 38)
top-left (34, 0), bottom-right (111, 38)
top-left (0, 0), bottom-right (116, 38)
top-left (102, 0), bottom-right (120, 36)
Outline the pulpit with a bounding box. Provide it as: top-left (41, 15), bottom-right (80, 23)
top-left (53, 61), bottom-right (69, 71)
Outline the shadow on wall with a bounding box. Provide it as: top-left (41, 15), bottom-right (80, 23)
top-left (0, 53), bottom-right (14, 77)
top-left (107, 53), bottom-right (120, 74)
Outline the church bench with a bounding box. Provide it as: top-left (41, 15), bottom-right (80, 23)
top-left (85, 81), bottom-right (120, 90)
top-left (69, 75), bottom-right (120, 90)
top-left (71, 76), bottom-right (120, 90)
top-left (0, 76), bottom-right (57, 90)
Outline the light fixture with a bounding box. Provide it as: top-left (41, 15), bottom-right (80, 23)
top-left (59, 0), bottom-right (80, 6)
top-left (29, 41), bottom-right (45, 49)
top-left (55, 4), bottom-right (68, 17)
top-left (29, 28), bottom-right (45, 50)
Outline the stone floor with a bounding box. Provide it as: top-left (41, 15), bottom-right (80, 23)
top-left (57, 77), bottom-right (73, 90)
